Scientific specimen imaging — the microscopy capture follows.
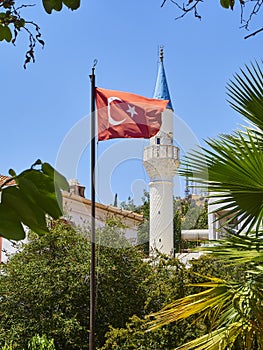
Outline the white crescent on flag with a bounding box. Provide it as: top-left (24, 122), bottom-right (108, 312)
top-left (107, 97), bottom-right (126, 126)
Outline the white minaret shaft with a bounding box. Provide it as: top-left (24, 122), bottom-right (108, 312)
top-left (143, 48), bottom-right (179, 256)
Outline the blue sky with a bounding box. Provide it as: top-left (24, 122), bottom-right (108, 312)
top-left (1, 0), bottom-right (263, 205)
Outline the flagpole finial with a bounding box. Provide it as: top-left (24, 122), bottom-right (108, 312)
top-left (91, 58), bottom-right (98, 76)
top-left (159, 46), bottom-right (164, 63)
top-left (90, 59), bottom-right (98, 82)
top-left (93, 59), bottom-right (98, 69)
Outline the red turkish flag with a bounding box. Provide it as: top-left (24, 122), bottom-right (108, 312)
top-left (95, 87), bottom-right (168, 141)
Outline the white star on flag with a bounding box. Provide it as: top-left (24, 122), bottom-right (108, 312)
top-left (126, 104), bottom-right (138, 119)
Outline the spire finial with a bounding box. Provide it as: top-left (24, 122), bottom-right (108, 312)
top-left (159, 46), bottom-right (164, 63)
top-left (154, 46), bottom-right (173, 110)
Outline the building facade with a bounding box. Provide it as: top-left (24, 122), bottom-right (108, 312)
top-left (0, 178), bottom-right (143, 263)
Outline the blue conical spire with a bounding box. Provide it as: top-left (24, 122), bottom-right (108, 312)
top-left (153, 47), bottom-right (173, 111)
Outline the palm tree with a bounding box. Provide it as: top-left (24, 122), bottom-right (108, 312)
top-left (147, 61), bottom-right (263, 349)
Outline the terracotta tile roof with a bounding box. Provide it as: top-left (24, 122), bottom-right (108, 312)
top-left (0, 175), bottom-right (16, 187)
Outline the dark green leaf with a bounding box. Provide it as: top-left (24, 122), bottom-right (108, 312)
top-left (42, 0), bottom-right (65, 13)
top-left (42, 162), bottom-right (69, 191)
top-left (16, 173), bottom-right (63, 220)
top-left (16, 167), bottom-right (65, 219)
top-left (63, 0), bottom-right (80, 10)
top-left (8, 168), bottom-right (16, 177)
top-left (0, 204), bottom-right (25, 240)
top-left (52, 0), bottom-right (63, 11)
top-left (1, 186), bottom-right (49, 235)
top-left (0, 25), bottom-right (12, 42)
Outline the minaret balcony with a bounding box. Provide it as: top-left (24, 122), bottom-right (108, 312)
top-left (143, 144), bottom-right (180, 179)
top-left (143, 144), bottom-right (179, 161)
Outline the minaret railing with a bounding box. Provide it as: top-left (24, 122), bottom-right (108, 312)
top-left (143, 144), bottom-right (179, 161)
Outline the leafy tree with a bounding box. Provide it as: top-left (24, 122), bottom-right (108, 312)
top-left (28, 334), bottom-right (56, 350)
top-left (120, 191), bottom-right (149, 218)
top-left (100, 315), bottom-right (202, 350)
top-left (174, 209), bottom-right (182, 252)
top-left (0, 221), bottom-right (156, 349)
top-left (3, 333), bottom-right (57, 349)
top-left (135, 191), bottom-right (150, 253)
top-left (94, 227), bottom-right (152, 347)
top-left (120, 196), bottom-right (138, 212)
top-left (100, 254), bottom-right (242, 350)
top-left (147, 61), bottom-right (263, 349)
top-left (174, 197), bottom-right (208, 252)
top-left (1, 218), bottom-right (245, 350)
top-left (178, 198), bottom-right (208, 231)
top-left (0, 221), bottom-right (90, 349)
top-left (120, 191), bottom-right (150, 253)
top-left (194, 200), bottom-right (208, 229)
top-left (100, 257), bottom-right (197, 350)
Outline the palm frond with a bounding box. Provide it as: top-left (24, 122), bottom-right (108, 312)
top-left (147, 279), bottom-right (232, 330)
top-left (180, 129), bottom-right (263, 234)
top-left (201, 231), bottom-right (263, 265)
top-left (227, 60), bottom-right (263, 130)
top-left (175, 322), bottom-right (243, 350)
top-left (148, 272), bottom-right (263, 349)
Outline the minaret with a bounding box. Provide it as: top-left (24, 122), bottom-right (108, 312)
top-left (143, 48), bottom-right (180, 256)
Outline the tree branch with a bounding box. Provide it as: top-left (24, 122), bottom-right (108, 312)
top-left (162, 0), bottom-right (263, 38)
top-left (244, 26), bottom-right (263, 39)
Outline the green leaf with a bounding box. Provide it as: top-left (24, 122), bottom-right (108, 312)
top-left (0, 204), bottom-right (25, 240)
top-left (16, 167), bottom-right (66, 219)
top-left (42, 0), bottom-right (53, 14)
top-left (1, 186), bottom-right (49, 235)
top-left (4, 26), bottom-right (12, 42)
top-left (63, 0), bottom-right (80, 10)
top-left (42, 162), bottom-right (69, 191)
top-left (52, 0), bottom-right (63, 11)
top-left (8, 168), bottom-right (16, 177)
top-left (220, 0), bottom-right (230, 8)
top-left (0, 25), bottom-right (12, 42)
top-left (0, 163), bottom-right (68, 240)
top-left (42, 0), bottom-right (63, 14)
top-left (16, 173), bottom-right (63, 220)
top-left (0, 12), bottom-right (7, 19)
top-left (31, 159), bottom-right (42, 167)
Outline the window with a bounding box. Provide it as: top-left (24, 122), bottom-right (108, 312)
top-left (156, 137), bottom-right (160, 145)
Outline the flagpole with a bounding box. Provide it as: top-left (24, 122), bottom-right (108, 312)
top-left (89, 59), bottom-right (97, 350)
